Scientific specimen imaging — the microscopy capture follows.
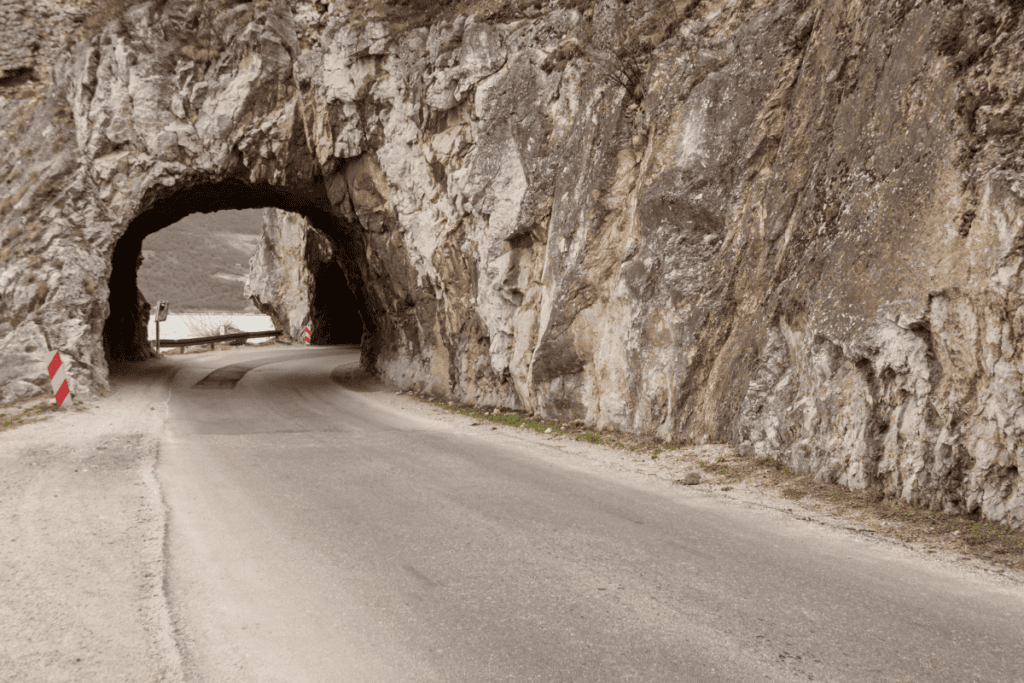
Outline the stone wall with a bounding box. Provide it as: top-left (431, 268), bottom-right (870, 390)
top-left (1, 0), bottom-right (1023, 526)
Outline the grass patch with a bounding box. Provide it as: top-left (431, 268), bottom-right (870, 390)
top-left (427, 396), bottom-right (697, 455)
top-left (781, 486), bottom-right (806, 500)
top-left (877, 505), bottom-right (1024, 560)
top-left (739, 460), bottom-right (1024, 572)
top-left (454, 406), bottom-right (566, 434)
top-left (0, 398), bottom-right (64, 432)
top-left (430, 397), bottom-right (685, 453)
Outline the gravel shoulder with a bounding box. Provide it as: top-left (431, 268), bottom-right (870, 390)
top-left (0, 360), bottom-right (182, 683)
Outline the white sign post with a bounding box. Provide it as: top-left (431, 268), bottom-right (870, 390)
top-left (154, 301), bottom-right (168, 353)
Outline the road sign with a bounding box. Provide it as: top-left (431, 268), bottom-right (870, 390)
top-left (47, 351), bottom-right (71, 406)
top-left (154, 301), bottom-right (169, 353)
top-left (303, 326), bottom-right (311, 345)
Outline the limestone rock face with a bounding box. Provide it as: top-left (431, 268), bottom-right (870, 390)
top-left (2, 0), bottom-right (1024, 526)
top-left (0, 0), bottom-right (36, 80)
top-left (245, 207), bottom-right (363, 344)
top-left (245, 209), bottom-right (314, 342)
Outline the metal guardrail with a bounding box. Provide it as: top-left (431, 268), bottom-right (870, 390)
top-left (155, 330), bottom-right (285, 353)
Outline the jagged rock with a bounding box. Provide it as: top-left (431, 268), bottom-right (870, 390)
top-left (245, 207), bottom-right (364, 344)
top-left (245, 209), bottom-right (314, 342)
top-left (0, 321), bottom-right (50, 403)
top-left (680, 472), bottom-right (701, 486)
top-left (0, 0), bottom-right (1023, 527)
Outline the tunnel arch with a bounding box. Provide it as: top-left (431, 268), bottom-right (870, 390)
top-left (103, 176), bottom-right (382, 365)
top-left (0, 0), bottom-right (510, 413)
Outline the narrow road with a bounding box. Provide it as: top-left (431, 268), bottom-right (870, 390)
top-left (158, 346), bottom-right (1024, 682)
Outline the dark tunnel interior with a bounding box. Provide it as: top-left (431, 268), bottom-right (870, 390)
top-left (306, 229), bottom-right (364, 345)
top-left (103, 178), bottom-right (374, 364)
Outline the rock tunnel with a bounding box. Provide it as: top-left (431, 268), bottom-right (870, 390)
top-left (3, 0), bottom-right (1023, 527)
top-left (102, 177), bottom-right (375, 364)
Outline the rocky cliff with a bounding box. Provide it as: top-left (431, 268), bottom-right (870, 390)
top-left (245, 207), bottom-right (364, 344)
top-left (1, 0), bottom-right (1023, 526)
top-left (244, 208), bottom-right (318, 340)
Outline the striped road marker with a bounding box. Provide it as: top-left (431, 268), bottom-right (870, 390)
top-left (303, 326), bottom-right (311, 345)
top-left (47, 351), bottom-right (71, 406)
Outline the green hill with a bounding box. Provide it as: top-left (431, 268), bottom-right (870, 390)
top-left (137, 209), bottom-right (264, 313)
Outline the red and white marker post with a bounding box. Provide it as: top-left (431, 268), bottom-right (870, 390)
top-left (47, 351), bottom-right (71, 406)
top-left (303, 325), bottom-right (312, 345)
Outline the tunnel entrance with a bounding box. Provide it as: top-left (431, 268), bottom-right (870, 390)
top-left (102, 178), bottom-right (373, 364)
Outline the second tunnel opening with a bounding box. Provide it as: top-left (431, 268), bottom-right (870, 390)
top-left (103, 179), bottom-right (374, 364)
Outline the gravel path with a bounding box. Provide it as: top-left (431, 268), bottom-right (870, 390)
top-left (0, 363), bottom-right (182, 683)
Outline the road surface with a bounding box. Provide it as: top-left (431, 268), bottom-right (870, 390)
top-left (157, 345), bottom-right (1024, 682)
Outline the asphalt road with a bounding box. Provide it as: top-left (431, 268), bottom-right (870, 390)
top-left (158, 345), bottom-right (1024, 683)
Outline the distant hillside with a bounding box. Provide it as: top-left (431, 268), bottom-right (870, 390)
top-left (137, 209), bottom-right (264, 313)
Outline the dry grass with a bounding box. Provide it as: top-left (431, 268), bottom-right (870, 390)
top-left (78, 0), bottom-right (154, 39)
top-left (352, 0), bottom-right (594, 37)
top-left (0, 186), bottom-right (30, 222)
top-left (0, 396), bottom-right (67, 432)
top-left (181, 312), bottom-right (235, 338)
top-left (33, 280), bottom-right (48, 305)
top-left (586, 34), bottom-right (652, 102)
